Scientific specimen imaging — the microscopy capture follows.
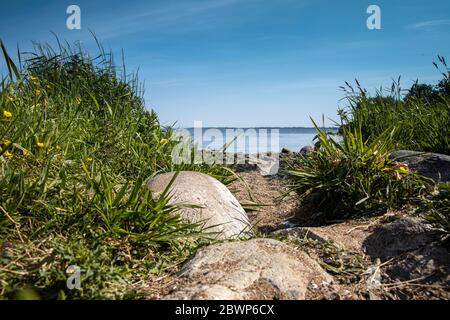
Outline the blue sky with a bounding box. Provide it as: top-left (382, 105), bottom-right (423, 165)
top-left (1, 0), bottom-right (450, 127)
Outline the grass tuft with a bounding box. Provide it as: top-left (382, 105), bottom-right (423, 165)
top-left (284, 118), bottom-right (429, 222)
top-left (0, 39), bottom-right (230, 299)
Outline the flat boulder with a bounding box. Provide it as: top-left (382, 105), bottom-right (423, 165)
top-left (363, 217), bottom-right (450, 289)
top-left (147, 171), bottom-right (252, 240)
top-left (363, 216), bottom-right (438, 260)
top-left (163, 238), bottom-right (333, 300)
top-left (390, 150), bottom-right (450, 182)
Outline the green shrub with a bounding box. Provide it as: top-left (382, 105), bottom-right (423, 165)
top-left (339, 59), bottom-right (450, 155)
top-left (285, 119), bottom-right (429, 222)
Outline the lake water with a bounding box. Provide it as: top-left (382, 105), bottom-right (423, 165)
top-left (184, 127), bottom-right (338, 154)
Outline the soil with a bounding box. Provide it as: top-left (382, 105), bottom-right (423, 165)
top-left (147, 168), bottom-right (450, 300)
top-left (228, 171), bottom-right (300, 233)
top-left (230, 169), bottom-right (450, 300)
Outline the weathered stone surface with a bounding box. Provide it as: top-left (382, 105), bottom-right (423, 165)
top-left (390, 150), bottom-right (450, 182)
top-left (163, 239), bottom-right (333, 300)
top-left (363, 217), bottom-right (438, 260)
top-left (273, 221), bottom-right (373, 254)
top-left (363, 217), bottom-right (450, 287)
top-left (147, 171), bottom-right (252, 240)
top-left (385, 243), bottom-right (450, 286)
top-left (255, 154), bottom-right (280, 176)
top-left (300, 146), bottom-right (314, 155)
top-left (233, 154), bottom-right (280, 176)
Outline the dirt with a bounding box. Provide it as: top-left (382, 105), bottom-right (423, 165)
top-left (228, 171), bottom-right (300, 233)
top-left (146, 169), bottom-right (450, 300)
top-left (230, 170), bottom-right (450, 300)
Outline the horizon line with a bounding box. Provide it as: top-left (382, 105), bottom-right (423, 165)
top-left (180, 126), bottom-right (339, 129)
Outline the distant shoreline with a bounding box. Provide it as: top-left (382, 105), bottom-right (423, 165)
top-left (182, 126), bottom-right (339, 130)
top-left (177, 127), bottom-right (339, 153)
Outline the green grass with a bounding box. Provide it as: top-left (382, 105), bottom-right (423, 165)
top-left (0, 39), bottom-right (232, 299)
top-left (418, 182), bottom-right (450, 244)
top-left (285, 60), bottom-right (449, 231)
top-left (334, 59), bottom-right (449, 234)
top-left (338, 59), bottom-right (450, 155)
top-left (284, 118), bottom-right (429, 222)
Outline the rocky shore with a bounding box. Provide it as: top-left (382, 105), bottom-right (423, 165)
top-left (144, 149), bottom-right (450, 300)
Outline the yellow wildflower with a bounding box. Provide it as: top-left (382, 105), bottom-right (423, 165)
top-left (35, 89), bottom-right (42, 96)
top-left (3, 110), bottom-right (12, 118)
top-left (8, 97), bottom-right (14, 102)
top-left (2, 139), bottom-right (11, 146)
top-left (160, 138), bottom-right (168, 146)
top-left (30, 75), bottom-right (39, 83)
top-left (4, 151), bottom-right (13, 159)
top-left (393, 161), bottom-right (409, 173)
top-left (399, 166), bottom-right (409, 173)
top-left (37, 142), bottom-right (45, 148)
top-left (86, 157), bottom-right (93, 162)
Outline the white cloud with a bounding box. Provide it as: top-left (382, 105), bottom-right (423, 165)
top-left (95, 0), bottom-right (254, 39)
top-left (407, 19), bottom-right (450, 30)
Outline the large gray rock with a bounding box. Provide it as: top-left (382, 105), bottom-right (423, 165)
top-left (147, 171), bottom-right (252, 240)
top-left (390, 150), bottom-right (450, 182)
top-left (363, 216), bottom-right (438, 260)
top-left (163, 239), bottom-right (333, 300)
top-left (363, 217), bottom-right (450, 287)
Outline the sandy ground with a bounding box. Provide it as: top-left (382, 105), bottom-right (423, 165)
top-left (229, 170), bottom-right (449, 300)
top-left (146, 169), bottom-right (449, 300)
top-left (229, 170), bottom-right (379, 253)
top-left (228, 171), bottom-right (300, 232)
